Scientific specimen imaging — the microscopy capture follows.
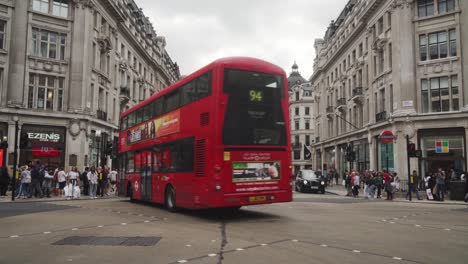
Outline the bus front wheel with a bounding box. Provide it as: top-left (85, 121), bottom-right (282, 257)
top-left (165, 186), bottom-right (177, 212)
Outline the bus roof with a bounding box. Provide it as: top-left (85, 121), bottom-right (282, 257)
top-left (120, 57), bottom-right (286, 118)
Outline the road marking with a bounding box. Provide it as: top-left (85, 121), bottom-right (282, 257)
top-left (444, 228), bottom-right (451, 231)
top-left (390, 222), bottom-right (395, 224)
top-left (393, 257), bottom-right (402, 261)
top-left (121, 223), bottom-right (127, 225)
top-left (211, 240), bottom-right (216, 242)
top-left (10, 235), bottom-right (19, 238)
top-left (260, 243), bottom-right (268, 246)
top-left (71, 228), bottom-right (78, 231)
top-left (43, 231), bottom-right (51, 234)
top-left (292, 239), bottom-right (299, 242)
top-left (97, 225), bottom-right (104, 228)
top-left (144, 220), bottom-right (150, 223)
top-left (177, 260), bottom-right (187, 263)
top-left (320, 244), bottom-right (328, 247)
top-left (208, 254), bottom-right (217, 257)
top-left (415, 225), bottom-right (421, 227)
top-left (236, 248), bottom-right (244, 251)
top-left (382, 219), bottom-right (387, 222)
top-left (185, 244), bottom-right (192, 247)
top-left (352, 250), bottom-right (360, 253)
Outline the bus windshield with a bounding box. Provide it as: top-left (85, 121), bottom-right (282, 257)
top-left (222, 69), bottom-right (287, 146)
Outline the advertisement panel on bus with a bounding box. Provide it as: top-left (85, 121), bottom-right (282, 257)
top-left (126, 110), bottom-right (180, 145)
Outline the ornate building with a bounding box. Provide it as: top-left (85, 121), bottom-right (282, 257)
top-left (288, 62), bottom-right (314, 174)
top-left (310, 0), bottom-right (467, 182)
top-left (0, 0), bottom-right (180, 170)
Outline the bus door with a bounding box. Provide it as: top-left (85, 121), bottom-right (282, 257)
top-left (118, 154), bottom-right (126, 196)
top-left (152, 149), bottom-right (163, 202)
top-left (141, 150), bottom-right (152, 201)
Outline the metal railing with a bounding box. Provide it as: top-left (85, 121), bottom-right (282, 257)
top-left (337, 98), bottom-right (347, 106)
top-left (326, 106), bottom-right (334, 113)
top-left (352, 87), bottom-right (363, 97)
top-left (97, 109), bottom-right (107, 121)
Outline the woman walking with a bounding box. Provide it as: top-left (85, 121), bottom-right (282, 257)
top-left (384, 171), bottom-right (393, 201)
top-left (17, 166), bottom-right (31, 199)
top-left (87, 167), bottom-right (98, 199)
top-left (67, 166), bottom-right (80, 200)
top-left (57, 167), bottom-right (67, 197)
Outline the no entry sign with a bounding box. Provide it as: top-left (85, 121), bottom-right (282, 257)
top-left (380, 130), bottom-right (395, 144)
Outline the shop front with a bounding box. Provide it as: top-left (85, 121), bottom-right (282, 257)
top-left (353, 140), bottom-right (369, 173)
top-left (376, 137), bottom-right (394, 173)
top-left (419, 128), bottom-right (466, 179)
top-left (19, 125), bottom-right (66, 169)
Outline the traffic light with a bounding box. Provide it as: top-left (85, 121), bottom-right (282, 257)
top-left (345, 144), bottom-right (355, 162)
top-left (19, 132), bottom-right (28, 149)
top-left (105, 141), bottom-right (113, 156)
top-left (408, 143), bottom-right (417, 157)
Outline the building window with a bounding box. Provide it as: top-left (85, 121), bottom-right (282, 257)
top-left (28, 74), bottom-right (63, 111)
top-left (295, 107), bottom-right (299, 116)
top-left (378, 49), bottom-right (384, 73)
top-left (31, 28), bottom-right (66, 60)
top-left (33, 0), bottom-right (69, 18)
top-left (420, 29), bottom-right (455, 61)
top-left (377, 17), bottom-right (384, 35)
top-left (32, 0), bottom-right (49, 13)
top-left (388, 43), bottom-right (392, 69)
top-left (295, 92), bottom-right (299, 101)
top-left (293, 150), bottom-right (300, 160)
top-left (305, 121), bottom-right (310, 130)
top-left (389, 85), bottom-right (394, 113)
top-left (438, 0), bottom-right (455, 14)
top-left (295, 121), bottom-right (299, 130)
top-left (0, 20), bottom-right (5, 50)
top-left (449, 29), bottom-right (457, 57)
top-left (358, 43), bottom-right (363, 57)
top-left (418, 0), bottom-right (434, 17)
top-left (305, 135), bottom-right (310, 146)
top-left (52, 0), bottom-right (69, 17)
top-left (421, 75), bottom-right (458, 113)
top-left (305, 107), bottom-right (310, 115)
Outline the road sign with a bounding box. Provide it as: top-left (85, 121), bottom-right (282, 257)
top-left (380, 130), bottom-right (395, 144)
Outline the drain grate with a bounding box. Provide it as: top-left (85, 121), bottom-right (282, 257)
top-left (53, 236), bottom-right (161, 246)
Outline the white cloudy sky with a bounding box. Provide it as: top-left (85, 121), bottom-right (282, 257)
top-left (135, 0), bottom-right (348, 79)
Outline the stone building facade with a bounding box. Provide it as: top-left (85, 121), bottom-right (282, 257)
top-left (0, 0), bottom-right (180, 171)
top-left (310, 0), bottom-right (467, 182)
top-left (288, 63), bottom-right (314, 174)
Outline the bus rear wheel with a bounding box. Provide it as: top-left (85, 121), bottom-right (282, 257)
top-left (165, 186), bottom-right (177, 212)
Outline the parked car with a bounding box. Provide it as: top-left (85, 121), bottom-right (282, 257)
top-left (295, 170), bottom-right (326, 194)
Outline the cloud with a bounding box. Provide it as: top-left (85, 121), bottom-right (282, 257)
top-left (136, 0), bottom-right (348, 79)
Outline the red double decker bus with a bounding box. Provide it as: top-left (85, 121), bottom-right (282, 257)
top-left (118, 57), bottom-right (292, 211)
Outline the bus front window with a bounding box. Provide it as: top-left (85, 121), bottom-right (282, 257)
top-left (222, 69), bottom-right (287, 146)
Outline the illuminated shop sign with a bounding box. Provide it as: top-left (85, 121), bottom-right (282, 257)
top-left (27, 133), bottom-right (61, 142)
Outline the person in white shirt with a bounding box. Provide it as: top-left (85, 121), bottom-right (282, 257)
top-left (67, 166), bottom-right (80, 200)
top-left (57, 168), bottom-right (67, 197)
top-left (42, 169), bottom-right (54, 198)
top-left (87, 167), bottom-right (98, 199)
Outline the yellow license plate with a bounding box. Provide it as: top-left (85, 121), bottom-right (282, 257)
top-left (249, 196), bottom-right (267, 202)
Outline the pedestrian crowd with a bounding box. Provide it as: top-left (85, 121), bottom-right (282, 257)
top-left (0, 161), bottom-right (118, 200)
top-left (339, 167), bottom-right (468, 202)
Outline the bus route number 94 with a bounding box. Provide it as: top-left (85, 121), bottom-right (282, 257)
top-left (249, 90), bottom-right (263, 102)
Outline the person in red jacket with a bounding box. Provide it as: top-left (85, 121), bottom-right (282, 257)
top-left (383, 171), bottom-right (393, 200)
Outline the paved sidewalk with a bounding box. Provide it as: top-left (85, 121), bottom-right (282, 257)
top-left (0, 194), bottom-right (121, 203)
top-left (325, 185), bottom-right (468, 205)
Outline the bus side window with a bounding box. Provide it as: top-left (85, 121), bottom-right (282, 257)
top-left (127, 152), bottom-right (135, 173)
top-left (152, 149), bottom-right (162, 173)
top-left (181, 81), bottom-right (195, 106)
top-left (134, 152), bottom-right (141, 173)
top-left (164, 90), bottom-right (180, 113)
top-left (196, 71), bottom-right (212, 100)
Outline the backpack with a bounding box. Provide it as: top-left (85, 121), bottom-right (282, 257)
top-left (375, 176), bottom-right (383, 186)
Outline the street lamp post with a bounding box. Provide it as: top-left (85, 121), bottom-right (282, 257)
top-left (96, 130), bottom-right (102, 168)
top-left (11, 116), bottom-right (19, 201)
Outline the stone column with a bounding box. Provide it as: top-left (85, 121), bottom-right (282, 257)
top-left (390, 1), bottom-right (417, 116)
top-left (460, 0), bottom-right (468, 111)
top-left (69, 4), bottom-right (93, 112)
top-left (6, 0), bottom-right (29, 107)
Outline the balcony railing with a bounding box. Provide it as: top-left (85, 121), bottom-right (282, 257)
top-left (97, 109), bottom-right (107, 122)
top-left (326, 106), bottom-right (334, 113)
top-left (120, 85), bottom-right (130, 98)
top-left (376, 111), bottom-right (387, 123)
top-left (352, 87), bottom-right (363, 97)
top-left (337, 98), bottom-right (346, 107)
top-left (315, 137), bottom-right (320, 143)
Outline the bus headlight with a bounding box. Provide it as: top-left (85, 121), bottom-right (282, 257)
top-left (303, 180), bottom-right (308, 184)
top-left (321, 181), bottom-right (325, 185)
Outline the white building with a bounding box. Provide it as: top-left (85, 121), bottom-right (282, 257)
top-left (0, 0), bottom-right (180, 171)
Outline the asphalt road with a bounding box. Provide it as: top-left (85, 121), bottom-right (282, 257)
top-left (0, 193), bottom-right (467, 264)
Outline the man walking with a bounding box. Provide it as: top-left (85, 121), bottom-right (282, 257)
top-left (436, 168), bottom-right (446, 201)
top-left (29, 164), bottom-right (43, 198)
top-left (81, 167), bottom-right (90, 196)
top-left (406, 170), bottom-right (422, 200)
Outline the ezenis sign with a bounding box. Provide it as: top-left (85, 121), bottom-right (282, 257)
top-left (27, 133), bottom-right (61, 142)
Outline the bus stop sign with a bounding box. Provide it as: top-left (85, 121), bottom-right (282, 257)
top-left (380, 130), bottom-right (395, 144)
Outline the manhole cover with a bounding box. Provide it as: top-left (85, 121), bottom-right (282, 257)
top-left (53, 236), bottom-right (161, 246)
